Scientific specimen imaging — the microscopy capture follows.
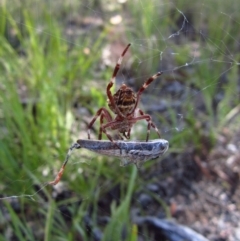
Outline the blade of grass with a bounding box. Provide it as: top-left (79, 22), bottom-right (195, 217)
top-left (102, 166), bottom-right (137, 241)
top-left (44, 199), bottom-right (55, 241)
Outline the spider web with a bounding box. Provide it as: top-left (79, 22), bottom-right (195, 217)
top-left (1, 0), bottom-right (240, 240)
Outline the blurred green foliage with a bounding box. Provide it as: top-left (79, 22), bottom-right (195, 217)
top-left (0, 0), bottom-right (240, 240)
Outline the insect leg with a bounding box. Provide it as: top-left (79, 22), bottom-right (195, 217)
top-left (48, 142), bottom-right (81, 185)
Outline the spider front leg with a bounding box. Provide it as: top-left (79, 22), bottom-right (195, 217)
top-left (98, 114), bottom-right (106, 140)
top-left (106, 44), bottom-right (131, 118)
top-left (98, 112), bottom-right (116, 140)
top-left (99, 125), bottom-right (116, 143)
top-left (87, 107), bottom-right (112, 140)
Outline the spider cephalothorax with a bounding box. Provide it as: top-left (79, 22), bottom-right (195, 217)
top-left (108, 84), bottom-right (137, 115)
top-left (88, 43), bottom-right (162, 142)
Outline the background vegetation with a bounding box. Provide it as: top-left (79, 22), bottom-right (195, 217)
top-left (1, 0), bottom-right (240, 240)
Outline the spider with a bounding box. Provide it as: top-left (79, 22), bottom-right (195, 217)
top-left (87, 43), bottom-right (163, 142)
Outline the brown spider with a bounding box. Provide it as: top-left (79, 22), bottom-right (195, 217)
top-left (87, 43), bottom-right (162, 142)
top-left (48, 44), bottom-right (163, 185)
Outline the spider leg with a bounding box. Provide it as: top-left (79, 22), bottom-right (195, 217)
top-left (117, 133), bottom-right (124, 140)
top-left (138, 109), bottom-right (161, 141)
top-left (125, 111), bottom-right (161, 142)
top-left (126, 128), bottom-right (131, 139)
top-left (100, 125), bottom-right (118, 145)
top-left (87, 107), bottom-right (112, 140)
top-left (98, 114), bottom-right (105, 140)
top-left (106, 44), bottom-right (131, 118)
top-left (122, 132), bottom-right (129, 139)
top-left (100, 120), bottom-right (126, 148)
top-left (122, 128), bottom-right (131, 139)
top-left (130, 71), bottom-right (162, 115)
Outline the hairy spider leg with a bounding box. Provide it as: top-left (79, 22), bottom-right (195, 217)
top-left (99, 114), bottom-right (105, 140)
top-left (138, 109), bottom-right (161, 141)
top-left (130, 71), bottom-right (163, 115)
top-left (88, 107), bottom-right (112, 140)
top-left (106, 43), bottom-right (131, 118)
top-left (101, 112), bottom-right (160, 142)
